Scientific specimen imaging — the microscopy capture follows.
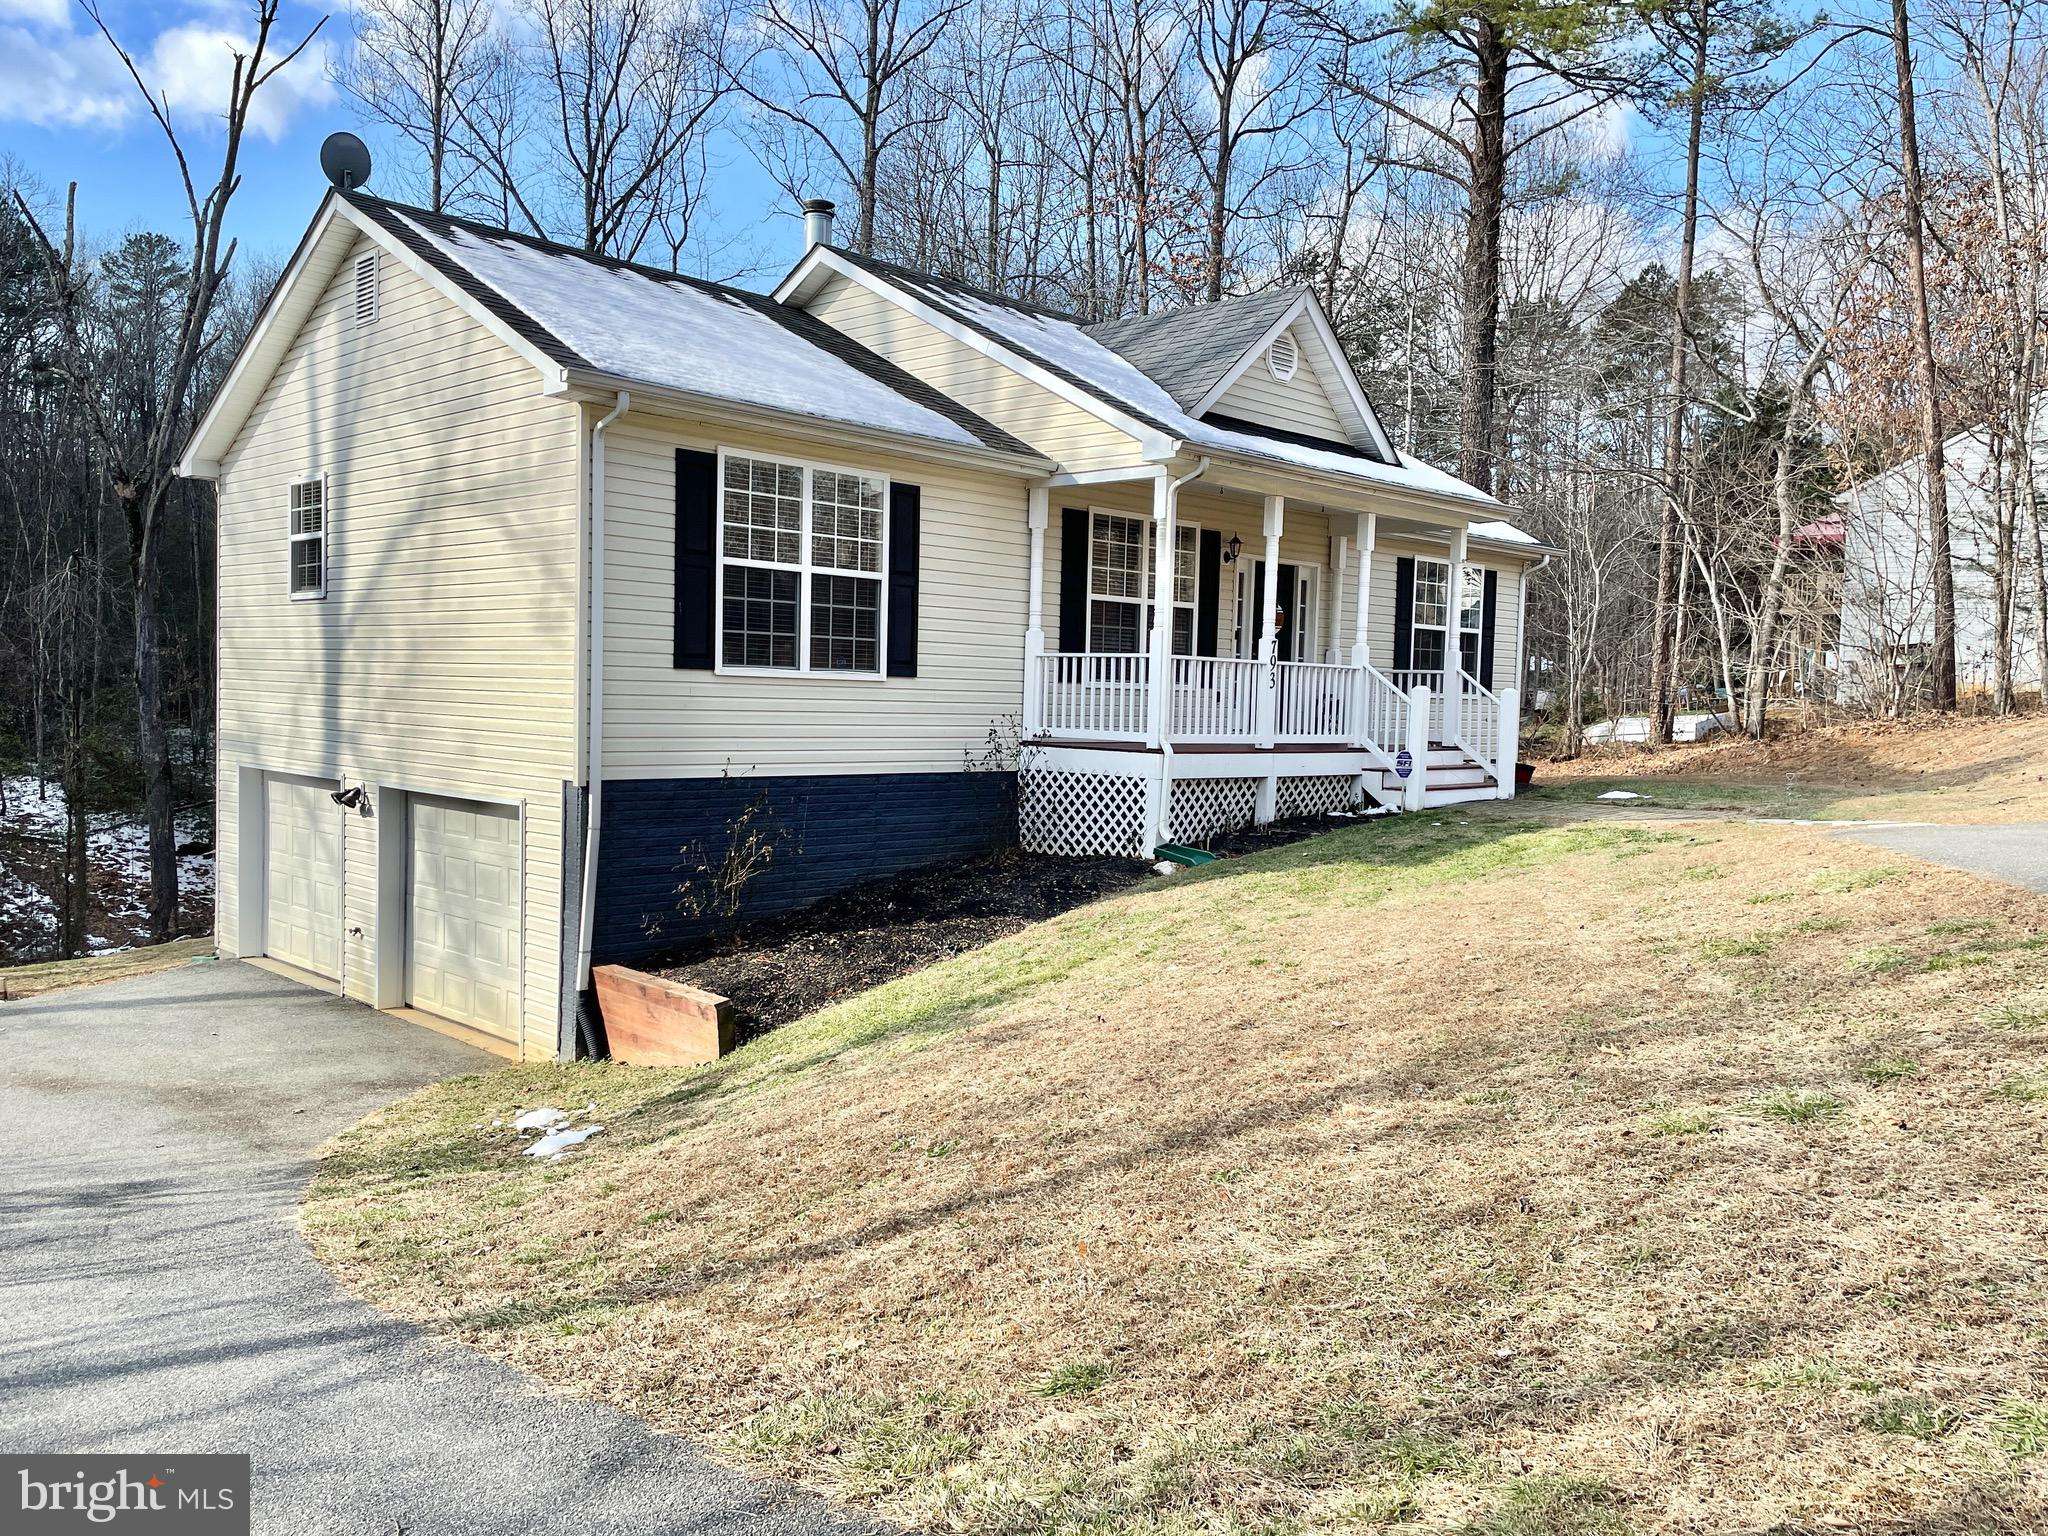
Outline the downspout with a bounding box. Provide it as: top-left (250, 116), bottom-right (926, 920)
top-left (576, 391), bottom-right (630, 995)
top-left (1515, 552), bottom-right (1552, 701)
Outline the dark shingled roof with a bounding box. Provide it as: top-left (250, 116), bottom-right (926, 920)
top-left (344, 192), bottom-right (1037, 460)
top-left (1085, 288), bottom-right (1309, 411)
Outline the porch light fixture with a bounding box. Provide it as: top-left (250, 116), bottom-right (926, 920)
top-left (1222, 533), bottom-right (1243, 565)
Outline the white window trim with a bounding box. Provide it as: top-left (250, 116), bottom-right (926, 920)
top-left (714, 446), bottom-right (890, 680)
top-left (288, 473), bottom-right (328, 602)
top-left (1083, 507), bottom-right (1200, 656)
top-left (1410, 556), bottom-right (1483, 671)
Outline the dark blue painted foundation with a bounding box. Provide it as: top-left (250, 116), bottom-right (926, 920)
top-left (591, 770), bottom-right (1017, 962)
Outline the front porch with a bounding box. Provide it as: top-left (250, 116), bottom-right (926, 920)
top-left (1012, 461), bottom-right (1525, 859)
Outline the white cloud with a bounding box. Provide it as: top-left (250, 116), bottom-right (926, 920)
top-left (0, 0), bottom-right (72, 25)
top-left (0, 23), bottom-right (133, 128)
top-left (146, 22), bottom-right (335, 142)
top-left (0, 11), bottom-right (333, 141)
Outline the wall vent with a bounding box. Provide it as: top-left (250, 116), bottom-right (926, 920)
top-left (1266, 330), bottom-right (1298, 382)
top-left (352, 250), bottom-right (379, 328)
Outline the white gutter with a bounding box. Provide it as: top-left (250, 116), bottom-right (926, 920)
top-left (575, 390), bottom-right (630, 990)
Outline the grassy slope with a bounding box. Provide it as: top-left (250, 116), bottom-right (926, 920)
top-left (0, 937), bottom-right (214, 1001)
top-left (1535, 711), bottom-right (2048, 825)
top-left (306, 812), bottom-right (2048, 1535)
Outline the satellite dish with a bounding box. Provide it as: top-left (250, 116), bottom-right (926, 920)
top-left (319, 132), bottom-right (373, 192)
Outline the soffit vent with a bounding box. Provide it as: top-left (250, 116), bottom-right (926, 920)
top-left (1267, 330), bottom-right (1298, 382)
top-left (353, 250), bottom-right (379, 328)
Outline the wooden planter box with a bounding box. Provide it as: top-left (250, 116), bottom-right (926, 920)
top-left (593, 965), bottom-right (736, 1067)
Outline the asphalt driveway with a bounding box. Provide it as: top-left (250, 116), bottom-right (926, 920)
top-left (0, 958), bottom-right (882, 1535)
top-left (1833, 821), bottom-right (2048, 894)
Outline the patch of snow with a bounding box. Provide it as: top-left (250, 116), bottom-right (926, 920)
top-left (397, 214), bottom-right (983, 450)
top-left (1, 775), bottom-right (214, 958)
top-left (513, 1106), bottom-right (570, 1133)
top-left (1152, 860), bottom-right (1180, 876)
top-left (524, 1125), bottom-right (603, 1158)
top-left (1596, 790), bottom-right (1643, 802)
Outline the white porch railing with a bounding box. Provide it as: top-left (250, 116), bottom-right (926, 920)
top-left (1454, 668), bottom-right (1503, 770)
top-left (1354, 664), bottom-right (1409, 761)
top-left (1274, 661), bottom-right (1354, 742)
top-left (1036, 651), bottom-right (1150, 740)
top-left (1170, 656), bottom-right (1262, 741)
top-left (1388, 669), bottom-right (1444, 742)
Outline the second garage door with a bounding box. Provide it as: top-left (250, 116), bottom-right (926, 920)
top-left (264, 773), bottom-right (342, 979)
top-left (408, 795), bottom-right (520, 1039)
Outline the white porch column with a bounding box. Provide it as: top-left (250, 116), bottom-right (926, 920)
top-left (1403, 683), bottom-right (1432, 812)
top-left (1496, 688), bottom-right (1521, 799)
top-left (1441, 524), bottom-right (1467, 745)
top-left (1328, 531), bottom-right (1348, 665)
top-left (1352, 512), bottom-right (1375, 668)
top-left (1145, 473), bottom-right (1177, 750)
top-left (1255, 494), bottom-right (1284, 819)
top-left (1023, 485), bottom-right (1049, 737)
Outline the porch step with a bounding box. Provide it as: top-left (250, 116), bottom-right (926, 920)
top-left (1420, 784), bottom-right (1503, 807)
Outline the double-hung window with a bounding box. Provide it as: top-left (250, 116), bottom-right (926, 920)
top-left (1086, 510), bottom-right (1197, 655)
top-left (719, 452), bottom-right (885, 675)
top-left (288, 476), bottom-right (327, 600)
top-left (1410, 558), bottom-right (1481, 675)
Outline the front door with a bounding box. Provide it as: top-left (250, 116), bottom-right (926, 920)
top-left (1250, 562), bottom-right (1305, 661)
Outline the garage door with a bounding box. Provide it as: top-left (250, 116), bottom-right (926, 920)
top-left (408, 795), bottom-right (519, 1038)
top-left (264, 774), bottom-right (342, 979)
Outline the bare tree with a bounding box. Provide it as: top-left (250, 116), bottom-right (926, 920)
top-left (333, 0), bottom-right (499, 211)
top-left (745, 0), bottom-right (969, 254)
top-left (14, 1), bottom-right (325, 945)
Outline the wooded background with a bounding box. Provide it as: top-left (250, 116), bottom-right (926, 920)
top-left (5, 0), bottom-right (2046, 962)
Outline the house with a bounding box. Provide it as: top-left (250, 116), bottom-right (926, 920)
top-left (177, 190), bottom-right (1552, 1061)
top-left (1837, 423), bottom-right (2045, 707)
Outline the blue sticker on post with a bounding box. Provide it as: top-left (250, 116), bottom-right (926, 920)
top-left (1394, 748), bottom-right (1413, 780)
top-left (4, 1456), bottom-right (249, 1534)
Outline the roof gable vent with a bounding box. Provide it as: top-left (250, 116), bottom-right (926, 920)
top-left (352, 250), bottom-right (379, 328)
top-left (1266, 330), bottom-right (1298, 382)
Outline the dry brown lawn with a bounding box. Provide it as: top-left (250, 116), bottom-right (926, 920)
top-left (0, 936), bottom-right (213, 1001)
top-left (1539, 711), bottom-right (2048, 825)
top-left (306, 808), bottom-right (2048, 1535)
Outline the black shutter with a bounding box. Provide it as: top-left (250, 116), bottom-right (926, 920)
top-left (1058, 507), bottom-right (1089, 653)
top-left (1478, 568), bottom-right (1499, 690)
top-left (1196, 528), bottom-right (1221, 656)
top-left (1392, 555), bottom-right (1415, 670)
top-left (887, 482), bottom-right (920, 678)
top-left (673, 448), bottom-right (717, 670)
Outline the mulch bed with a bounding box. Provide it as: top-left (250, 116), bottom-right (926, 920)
top-left (654, 813), bottom-right (1374, 1038)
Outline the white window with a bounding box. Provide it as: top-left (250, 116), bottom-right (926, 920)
top-left (1086, 510), bottom-right (1198, 655)
top-left (1411, 558), bottom-right (1482, 675)
top-left (353, 250), bottom-right (379, 327)
top-left (288, 477), bottom-right (327, 600)
top-left (718, 452), bottom-right (886, 675)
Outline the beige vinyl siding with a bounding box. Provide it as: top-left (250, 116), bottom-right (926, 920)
top-left (1043, 484), bottom-right (1339, 657)
top-left (1209, 324), bottom-right (1354, 443)
top-left (1347, 536), bottom-right (1527, 692)
top-left (213, 232), bottom-right (579, 1060)
top-left (601, 411), bottom-right (1033, 777)
top-left (804, 273), bottom-right (1146, 473)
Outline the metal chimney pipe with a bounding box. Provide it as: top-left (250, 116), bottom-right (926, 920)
top-left (801, 198), bottom-right (837, 250)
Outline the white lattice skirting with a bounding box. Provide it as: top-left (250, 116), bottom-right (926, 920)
top-left (1274, 774), bottom-right (1359, 821)
top-left (1019, 769), bottom-right (1148, 858)
top-left (1167, 777), bottom-right (1261, 845)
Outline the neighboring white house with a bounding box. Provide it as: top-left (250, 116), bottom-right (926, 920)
top-left (1838, 416), bottom-right (2046, 707)
top-left (178, 189), bottom-right (1552, 1061)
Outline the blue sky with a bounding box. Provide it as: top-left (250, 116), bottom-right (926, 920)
top-left (0, 0), bottom-right (795, 279)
